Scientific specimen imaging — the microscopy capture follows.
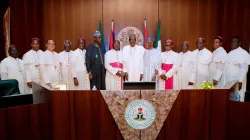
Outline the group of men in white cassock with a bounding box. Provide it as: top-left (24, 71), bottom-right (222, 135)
top-left (0, 31), bottom-right (249, 101)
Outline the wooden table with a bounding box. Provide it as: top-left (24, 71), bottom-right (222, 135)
top-left (0, 84), bottom-right (250, 140)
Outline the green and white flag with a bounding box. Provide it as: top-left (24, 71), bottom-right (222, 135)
top-left (154, 19), bottom-right (162, 52)
top-left (98, 21), bottom-right (105, 48)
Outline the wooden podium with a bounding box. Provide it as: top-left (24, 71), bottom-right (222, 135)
top-left (0, 82), bottom-right (250, 140)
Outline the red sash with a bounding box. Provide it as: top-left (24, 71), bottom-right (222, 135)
top-left (162, 64), bottom-right (173, 89)
top-left (110, 62), bottom-right (123, 68)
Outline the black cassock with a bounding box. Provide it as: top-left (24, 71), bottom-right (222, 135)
top-left (86, 44), bottom-right (106, 90)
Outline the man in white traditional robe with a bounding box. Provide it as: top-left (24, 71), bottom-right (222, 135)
top-left (209, 36), bottom-right (228, 88)
top-left (1, 45), bottom-right (28, 94)
top-left (225, 36), bottom-right (249, 102)
top-left (22, 38), bottom-right (43, 93)
top-left (39, 39), bottom-right (61, 88)
top-left (143, 37), bottom-right (161, 86)
top-left (188, 38), bottom-right (212, 89)
top-left (71, 38), bottom-right (90, 90)
top-left (178, 41), bottom-right (193, 89)
top-left (122, 34), bottom-right (145, 82)
top-left (158, 40), bottom-right (179, 90)
top-left (59, 40), bottom-right (74, 90)
top-left (105, 40), bottom-right (124, 90)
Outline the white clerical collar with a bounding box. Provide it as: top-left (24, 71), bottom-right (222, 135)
top-left (47, 50), bottom-right (53, 53)
top-left (64, 51), bottom-right (71, 53)
top-left (147, 48), bottom-right (155, 51)
top-left (32, 49), bottom-right (40, 53)
top-left (78, 48), bottom-right (85, 52)
top-left (182, 50), bottom-right (190, 54)
top-left (112, 49), bottom-right (120, 52)
top-left (9, 56), bottom-right (17, 60)
top-left (165, 50), bottom-right (172, 53)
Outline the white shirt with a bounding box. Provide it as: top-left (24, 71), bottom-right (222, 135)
top-left (122, 45), bottom-right (145, 82)
top-left (143, 48), bottom-right (161, 82)
top-left (105, 49), bottom-right (123, 90)
top-left (209, 47), bottom-right (227, 88)
top-left (190, 48), bottom-right (212, 88)
top-left (39, 50), bottom-right (61, 85)
top-left (1, 56), bottom-right (27, 94)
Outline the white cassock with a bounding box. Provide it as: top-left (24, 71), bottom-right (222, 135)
top-left (59, 50), bottom-right (74, 90)
top-left (22, 49), bottom-right (43, 93)
top-left (143, 49), bottom-right (161, 82)
top-left (178, 51), bottom-right (193, 89)
top-left (122, 45), bottom-right (145, 82)
top-left (71, 48), bottom-right (90, 90)
top-left (209, 47), bottom-right (228, 88)
top-left (39, 50), bottom-right (61, 87)
top-left (105, 49), bottom-right (123, 90)
top-left (189, 48), bottom-right (212, 89)
top-left (0, 56), bottom-right (28, 94)
top-left (225, 47), bottom-right (249, 102)
top-left (158, 50), bottom-right (179, 90)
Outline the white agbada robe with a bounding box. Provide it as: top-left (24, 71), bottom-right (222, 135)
top-left (178, 51), bottom-right (193, 89)
top-left (158, 50), bottom-right (179, 90)
top-left (71, 48), bottom-right (90, 90)
top-left (143, 48), bottom-right (161, 82)
top-left (189, 48), bottom-right (212, 89)
top-left (122, 45), bottom-right (145, 82)
top-left (39, 50), bottom-right (61, 87)
top-left (59, 50), bottom-right (74, 90)
top-left (22, 49), bottom-right (43, 93)
top-left (105, 49), bottom-right (123, 90)
top-left (0, 56), bottom-right (28, 94)
top-left (225, 47), bottom-right (249, 101)
top-left (209, 47), bottom-right (228, 88)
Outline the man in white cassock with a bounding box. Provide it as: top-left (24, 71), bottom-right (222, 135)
top-left (22, 38), bottom-right (43, 93)
top-left (105, 40), bottom-right (124, 90)
top-left (1, 46), bottom-right (28, 94)
top-left (39, 39), bottom-right (61, 88)
top-left (143, 37), bottom-right (161, 85)
top-left (178, 41), bottom-right (193, 89)
top-left (188, 38), bottom-right (212, 89)
top-left (158, 40), bottom-right (179, 90)
top-left (122, 34), bottom-right (145, 82)
top-left (71, 38), bottom-right (90, 90)
top-left (225, 36), bottom-right (249, 102)
top-left (59, 40), bottom-right (74, 90)
top-left (209, 36), bottom-right (228, 88)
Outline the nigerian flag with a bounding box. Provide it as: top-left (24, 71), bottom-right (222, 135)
top-left (98, 21), bottom-right (105, 49)
top-left (154, 19), bottom-right (162, 52)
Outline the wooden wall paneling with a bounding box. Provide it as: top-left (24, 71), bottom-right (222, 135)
top-left (37, 103), bottom-right (51, 140)
top-left (159, 0), bottom-right (218, 52)
top-left (103, 0), bottom-right (158, 50)
top-left (10, 0), bottom-right (43, 56)
top-left (42, 0), bottom-right (102, 53)
top-left (0, 109), bottom-right (7, 140)
top-left (50, 91), bottom-right (70, 140)
top-left (92, 91), bottom-right (123, 140)
top-left (157, 90), bottom-right (188, 140)
top-left (74, 90), bottom-right (95, 140)
top-left (228, 101), bottom-right (250, 140)
top-left (29, 104), bottom-right (42, 140)
top-left (29, 103), bottom-right (51, 140)
top-left (68, 91), bottom-right (77, 140)
top-left (6, 106), bottom-right (31, 140)
top-left (218, 0), bottom-right (250, 52)
top-left (208, 89), bottom-right (229, 140)
top-left (74, 90), bottom-right (123, 140)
